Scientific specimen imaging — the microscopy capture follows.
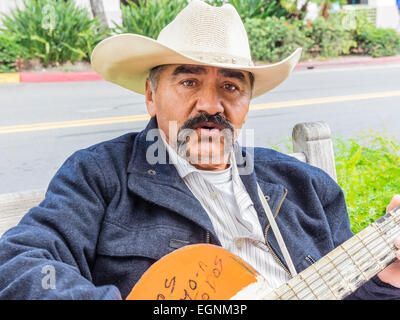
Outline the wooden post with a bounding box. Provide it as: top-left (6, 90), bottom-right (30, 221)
top-left (89, 0), bottom-right (122, 29)
top-left (292, 121), bottom-right (337, 182)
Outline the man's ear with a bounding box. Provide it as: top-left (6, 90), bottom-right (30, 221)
top-left (145, 79), bottom-right (156, 117)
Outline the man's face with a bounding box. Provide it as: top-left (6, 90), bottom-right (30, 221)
top-left (145, 64), bottom-right (252, 171)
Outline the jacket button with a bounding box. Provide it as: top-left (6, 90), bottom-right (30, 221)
top-left (147, 169), bottom-right (156, 175)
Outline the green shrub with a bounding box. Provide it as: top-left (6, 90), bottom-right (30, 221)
top-left (245, 13), bottom-right (363, 63)
top-left (0, 34), bottom-right (29, 73)
top-left (304, 14), bottom-right (356, 59)
top-left (0, 0), bottom-right (108, 66)
top-left (353, 15), bottom-right (400, 57)
top-left (205, 0), bottom-right (288, 20)
top-left (115, 0), bottom-right (187, 39)
top-left (244, 16), bottom-right (310, 62)
top-left (335, 134), bottom-right (400, 234)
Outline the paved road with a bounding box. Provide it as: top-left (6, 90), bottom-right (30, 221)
top-left (1, 62), bottom-right (399, 193)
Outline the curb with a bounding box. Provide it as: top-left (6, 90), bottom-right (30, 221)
top-left (294, 54), bottom-right (400, 70)
top-left (1, 55), bottom-right (400, 84)
top-left (0, 71), bottom-right (103, 84)
top-left (20, 72), bottom-right (103, 83)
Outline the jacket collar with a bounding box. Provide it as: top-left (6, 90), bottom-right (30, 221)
top-left (127, 117), bottom-right (286, 243)
top-left (127, 117), bottom-right (217, 239)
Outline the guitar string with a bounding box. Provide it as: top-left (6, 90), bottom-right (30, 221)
top-left (272, 213), bottom-right (400, 300)
top-left (284, 215), bottom-right (400, 300)
top-left (276, 219), bottom-right (398, 300)
top-left (278, 226), bottom-right (394, 300)
top-left (242, 210), bottom-right (398, 300)
top-left (282, 215), bottom-right (400, 300)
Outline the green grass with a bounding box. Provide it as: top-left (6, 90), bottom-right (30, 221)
top-left (334, 133), bottom-right (400, 234)
top-left (270, 132), bottom-right (400, 234)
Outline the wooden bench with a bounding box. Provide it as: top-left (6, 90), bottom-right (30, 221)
top-left (0, 121), bottom-right (337, 237)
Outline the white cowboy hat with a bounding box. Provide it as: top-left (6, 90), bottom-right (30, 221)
top-left (91, 0), bottom-right (302, 99)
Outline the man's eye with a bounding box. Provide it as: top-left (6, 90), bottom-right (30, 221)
top-left (223, 83), bottom-right (238, 91)
top-left (182, 80), bottom-right (196, 87)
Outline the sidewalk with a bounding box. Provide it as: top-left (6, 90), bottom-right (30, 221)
top-left (1, 54), bottom-right (400, 84)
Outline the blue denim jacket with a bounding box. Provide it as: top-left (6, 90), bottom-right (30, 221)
top-left (0, 117), bottom-right (399, 300)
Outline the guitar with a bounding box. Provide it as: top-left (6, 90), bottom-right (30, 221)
top-left (126, 205), bottom-right (400, 300)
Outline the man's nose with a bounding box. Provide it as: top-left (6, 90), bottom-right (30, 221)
top-left (195, 86), bottom-right (224, 115)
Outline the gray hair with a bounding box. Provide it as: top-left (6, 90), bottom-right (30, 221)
top-left (148, 65), bottom-right (167, 93)
top-left (148, 65), bottom-right (254, 95)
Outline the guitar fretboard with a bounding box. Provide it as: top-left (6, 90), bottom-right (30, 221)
top-left (263, 206), bottom-right (400, 300)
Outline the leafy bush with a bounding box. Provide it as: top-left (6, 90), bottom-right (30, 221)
top-left (245, 12), bottom-right (371, 63)
top-left (244, 16), bottom-right (310, 62)
top-left (115, 0), bottom-right (187, 39)
top-left (353, 15), bottom-right (400, 57)
top-left (0, 34), bottom-right (29, 73)
top-left (0, 0), bottom-right (108, 66)
top-left (335, 134), bottom-right (400, 234)
top-left (303, 14), bottom-right (356, 59)
top-left (205, 0), bottom-right (288, 20)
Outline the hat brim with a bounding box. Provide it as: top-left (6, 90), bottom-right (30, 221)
top-left (91, 33), bottom-right (302, 99)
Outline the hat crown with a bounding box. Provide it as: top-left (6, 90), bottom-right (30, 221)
top-left (157, 0), bottom-right (253, 66)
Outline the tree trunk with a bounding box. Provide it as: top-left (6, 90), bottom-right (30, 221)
top-left (319, 0), bottom-right (332, 19)
top-left (90, 0), bottom-right (108, 28)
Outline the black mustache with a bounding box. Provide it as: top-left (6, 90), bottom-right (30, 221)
top-left (180, 112), bottom-right (234, 132)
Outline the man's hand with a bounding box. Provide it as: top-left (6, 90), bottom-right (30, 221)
top-left (377, 194), bottom-right (400, 288)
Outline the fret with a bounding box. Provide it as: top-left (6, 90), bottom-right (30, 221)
top-left (358, 223), bottom-right (396, 270)
top-left (310, 263), bottom-right (338, 300)
top-left (387, 207), bottom-right (400, 227)
top-left (355, 227), bottom-right (380, 259)
top-left (367, 236), bottom-right (395, 270)
top-left (360, 224), bottom-right (391, 254)
top-left (265, 289), bottom-right (283, 300)
top-left (296, 266), bottom-right (332, 300)
top-left (288, 276), bottom-right (311, 300)
top-left (340, 241), bottom-right (368, 280)
top-left (374, 215), bottom-right (400, 245)
top-left (276, 281), bottom-right (301, 300)
top-left (293, 272), bottom-right (317, 300)
top-left (353, 233), bottom-right (382, 278)
top-left (327, 248), bottom-right (363, 298)
top-left (371, 223), bottom-right (393, 251)
top-left (371, 217), bottom-right (399, 266)
top-left (312, 255), bottom-right (349, 299)
top-left (382, 219), bottom-right (400, 243)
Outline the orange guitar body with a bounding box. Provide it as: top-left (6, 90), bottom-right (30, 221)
top-left (126, 244), bottom-right (260, 300)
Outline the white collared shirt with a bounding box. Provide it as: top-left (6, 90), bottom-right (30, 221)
top-left (162, 137), bottom-right (290, 289)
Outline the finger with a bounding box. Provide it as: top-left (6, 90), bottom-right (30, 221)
top-left (386, 194), bottom-right (400, 213)
top-left (395, 238), bottom-right (400, 250)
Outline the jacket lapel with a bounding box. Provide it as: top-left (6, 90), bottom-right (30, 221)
top-left (236, 146), bottom-right (287, 231)
top-left (126, 117), bottom-right (218, 240)
top-left (236, 146), bottom-right (290, 270)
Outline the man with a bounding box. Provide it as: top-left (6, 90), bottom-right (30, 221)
top-left (0, 0), bottom-right (400, 299)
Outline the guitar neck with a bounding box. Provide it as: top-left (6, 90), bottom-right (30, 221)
top-left (265, 206), bottom-right (400, 300)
